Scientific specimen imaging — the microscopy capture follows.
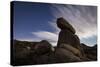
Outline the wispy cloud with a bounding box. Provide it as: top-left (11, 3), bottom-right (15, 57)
top-left (50, 5), bottom-right (97, 39)
top-left (32, 31), bottom-right (58, 46)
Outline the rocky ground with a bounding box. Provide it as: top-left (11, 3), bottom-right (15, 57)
top-left (11, 17), bottom-right (97, 66)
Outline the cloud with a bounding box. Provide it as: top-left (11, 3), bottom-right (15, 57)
top-left (17, 31), bottom-right (58, 46)
top-left (50, 5), bottom-right (97, 39)
top-left (16, 38), bottom-right (41, 42)
top-left (32, 31), bottom-right (58, 46)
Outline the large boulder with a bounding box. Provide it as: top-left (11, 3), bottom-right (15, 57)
top-left (54, 48), bottom-right (81, 62)
top-left (34, 40), bottom-right (54, 55)
top-left (57, 17), bottom-right (76, 34)
top-left (59, 44), bottom-right (82, 57)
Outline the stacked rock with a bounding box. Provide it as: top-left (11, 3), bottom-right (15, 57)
top-left (55, 17), bottom-right (83, 62)
top-left (57, 17), bottom-right (81, 50)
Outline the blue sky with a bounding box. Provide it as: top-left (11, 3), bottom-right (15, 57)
top-left (13, 1), bottom-right (97, 46)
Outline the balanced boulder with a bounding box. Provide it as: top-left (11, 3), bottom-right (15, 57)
top-left (57, 17), bottom-right (76, 34)
top-left (56, 17), bottom-right (83, 61)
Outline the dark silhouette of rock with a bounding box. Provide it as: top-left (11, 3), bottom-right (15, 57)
top-left (80, 43), bottom-right (97, 61)
top-left (12, 40), bottom-right (39, 65)
top-left (57, 17), bottom-right (81, 51)
top-left (34, 40), bottom-right (53, 55)
top-left (55, 17), bottom-right (84, 62)
top-left (57, 17), bottom-right (76, 34)
top-left (56, 17), bottom-right (96, 62)
top-left (12, 40), bottom-right (97, 66)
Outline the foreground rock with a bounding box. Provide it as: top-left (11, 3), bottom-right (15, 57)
top-left (12, 41), bottom-right (97, 65)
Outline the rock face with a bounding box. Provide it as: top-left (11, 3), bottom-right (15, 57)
top-left (59, 44), bottom-right (81, 57)
top-left (57, 17), bottom-right (81, 50)
top-left (56, 17), bottom-right (84, 61)
top-left (55, 48), bottom-right (81, 62)
top-left (57, 30), bottom-right (80, 49)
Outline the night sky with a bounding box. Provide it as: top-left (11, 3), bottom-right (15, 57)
top-left (13, 1), bottom-right (97, 46)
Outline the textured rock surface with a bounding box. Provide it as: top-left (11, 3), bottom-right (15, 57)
top-left (57, 29), bottom-right (80, 49)
top-left (57, 17), bottom-right (81, 50)
top-left (55, 48), bottom-right (81, 62)
top-left (59, 44), bottom-right (82, 57)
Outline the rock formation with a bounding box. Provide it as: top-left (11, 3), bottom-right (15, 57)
top-left (55, 17), bottom-right (84, 61)
top-left (57, 17), bottom-right (80, 50)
